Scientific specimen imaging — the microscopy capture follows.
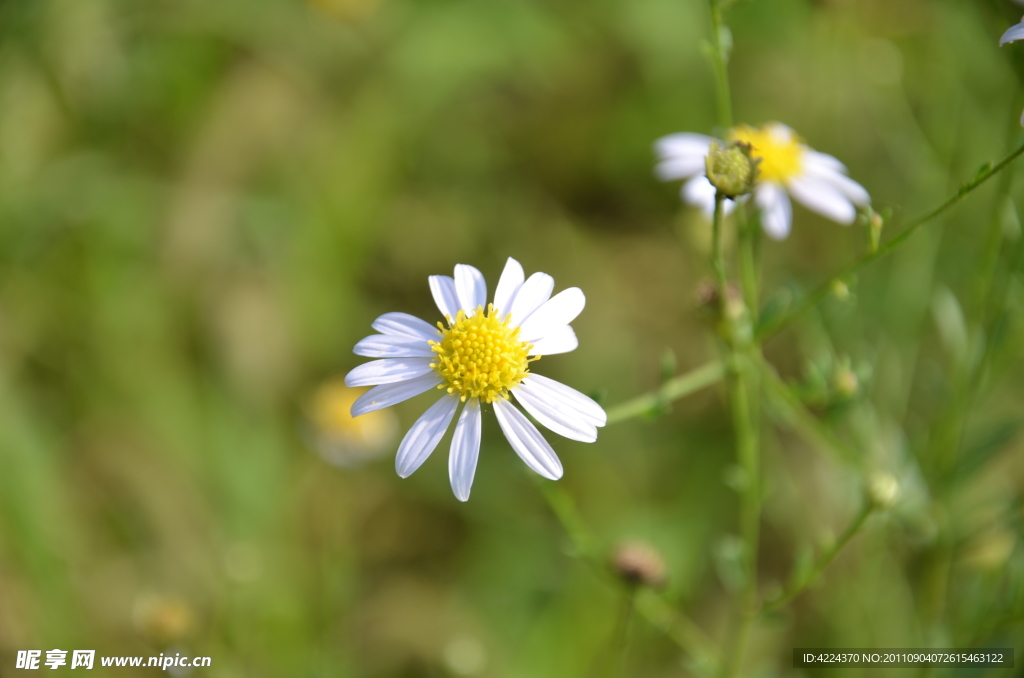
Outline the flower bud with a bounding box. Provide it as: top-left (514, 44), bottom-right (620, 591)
top-left (868, 210), bottom-right (884, 253)
top-left (830, 279), bottom-right (850, 301)
top-left (833, 367), bottom-right (858, 398)
top-left (611, 540), bottom-right (667, 588)
top-left (866, 471), bottom-right (900, 510)
top-left (705, 141), bottom-right (759, 198)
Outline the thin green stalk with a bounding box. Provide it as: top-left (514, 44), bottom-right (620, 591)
top-left (737, 204), bottom-right (760, 323)
top-left (761, 502), bottom-right (873, 615)
top-left (611, 585), bottom-right (638, 678)
top-left (712, 193), bottom-right (729, 294)
top-left (605, 361), bottom-right (726, 425)
top-left (720, 359), bottom-right (760, 678)
top-left (755, 139), bottom-right (1024, 342)
top-left (709, 194), bottom-right (762, 678)
top-left (707, 0), bottom-right (733, 130)
top-left (535, 481), bottom-right (720, 674)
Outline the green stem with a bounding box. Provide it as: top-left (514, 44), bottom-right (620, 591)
top-left (737, 204), bottom-right (760, 323)
top-left (707, 0), bottom-right (733, 130)
top-left (755, 139), bottom-right (1024, 342)
top-left (709, 194), bottom-right (762, 678)
top-left (761, 502), bottom-right (873, 616)
top-left (611, 585), bottom-right (637, 678)
top-left (721, 358), bottom-right (760, 678)
top-left (605, 361), bottom-right (727, 424)
top-left (712, 193), bottom-right (729, 295)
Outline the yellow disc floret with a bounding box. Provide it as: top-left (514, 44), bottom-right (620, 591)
top-left (729, 123), bottom-right (803, 183)
top-left (430, 304), bottom-right (536, 403)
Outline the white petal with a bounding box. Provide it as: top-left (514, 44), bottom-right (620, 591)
top-left (803, 164), bottom-right (870, 206)
top-left (508, 272), bottom-right (554, 327)
top-left (492, 257), bottom-right (525, 318)
top-left (518, 374), bottom-right (607, 427)
top-left (351, 374), bottom-right (443, 416)
top-left (1001, 22), bottom-right (1024, 45)
top-left (454, 264), bottom-right (487, 316)
top-left (372, 312), bottom-right (440, 341)
top-left (345, 358), bottom-right (434, 387)
top-left (449, 400), bottom-right (482, 501)
top-left (655, 156), bottom-right (706, 181)
top-left (395, 394), bottom-right (459, 478)
top-left (493, 398), bottom-right (563, 480)
top-left (654, 133), bottom-right (714, 160)
top-left (787, 175), bottom-right (857, 224)
top-left (529, 326), bottom-right (578, 355)
top-left (683, 176), bottom-right (735, 216)
top-left (755, 183), bottom-right (793, 240)
top-left (518, 288), bottom-right (585, 342)
top-left (354, 335), bottom-right (435, 358)
top-left (802, 148), bottom-right (848, 175)
top-left (429, 275), bottom-right (461, 321)
top-left (513, 387), bottom-right (597, 443)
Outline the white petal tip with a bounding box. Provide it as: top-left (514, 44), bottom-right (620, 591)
top-left (1001, 22), bottom-right (1024, 46)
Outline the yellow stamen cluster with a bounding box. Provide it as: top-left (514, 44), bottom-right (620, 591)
top-left (729, 124), bottom-right (803, 183)
top-left (430, 304), bottom-right (535, 403)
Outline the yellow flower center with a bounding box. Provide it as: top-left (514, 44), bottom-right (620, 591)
top-left (729, 124), bottom-right (803, 183)
top-left (430, 304), bottom-right (535, 403)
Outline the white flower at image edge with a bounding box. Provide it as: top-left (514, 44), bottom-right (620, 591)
top-left (1000, 18), bottom-right (1024, 125)
top-left (345, 259), bottom-right (607, 501)
top-left (654, 122), bottom-right (870, 239)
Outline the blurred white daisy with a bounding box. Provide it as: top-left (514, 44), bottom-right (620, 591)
top-left (345, 258), bottom-right (606, 501)
top-left (655, 122), bottom-right (870, 239)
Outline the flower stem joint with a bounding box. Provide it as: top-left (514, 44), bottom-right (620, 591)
top-left (705, 140), bottom-right (760, 199)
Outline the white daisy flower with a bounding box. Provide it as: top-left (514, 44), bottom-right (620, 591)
top-left (655, 122), bottom-right (870, 239)
top-left (345, 258), bottom-right (607, 501)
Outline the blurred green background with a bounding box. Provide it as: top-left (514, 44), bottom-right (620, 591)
top-left (1, 0), bottom-right (1023, 675)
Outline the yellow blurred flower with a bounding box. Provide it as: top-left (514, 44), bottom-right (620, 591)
top-left (132, 594), bottom-right (195, 645)
top-left (306, 379), bottom-right (397, 467)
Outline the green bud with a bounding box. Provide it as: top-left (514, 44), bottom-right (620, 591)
top-left (705, 141), bottom-right (759, 198)
top-left (830, 279), bottom-right (850, 301)
top-left (868, 210), bottom-right (884, 253)
top-left (866, 471), bottom-right (900, 511)
top-left (833, 366), bottom-right (858, 398)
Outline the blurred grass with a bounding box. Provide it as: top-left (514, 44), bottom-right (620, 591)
top-left (0, 0), bottom-right (1022, 676)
